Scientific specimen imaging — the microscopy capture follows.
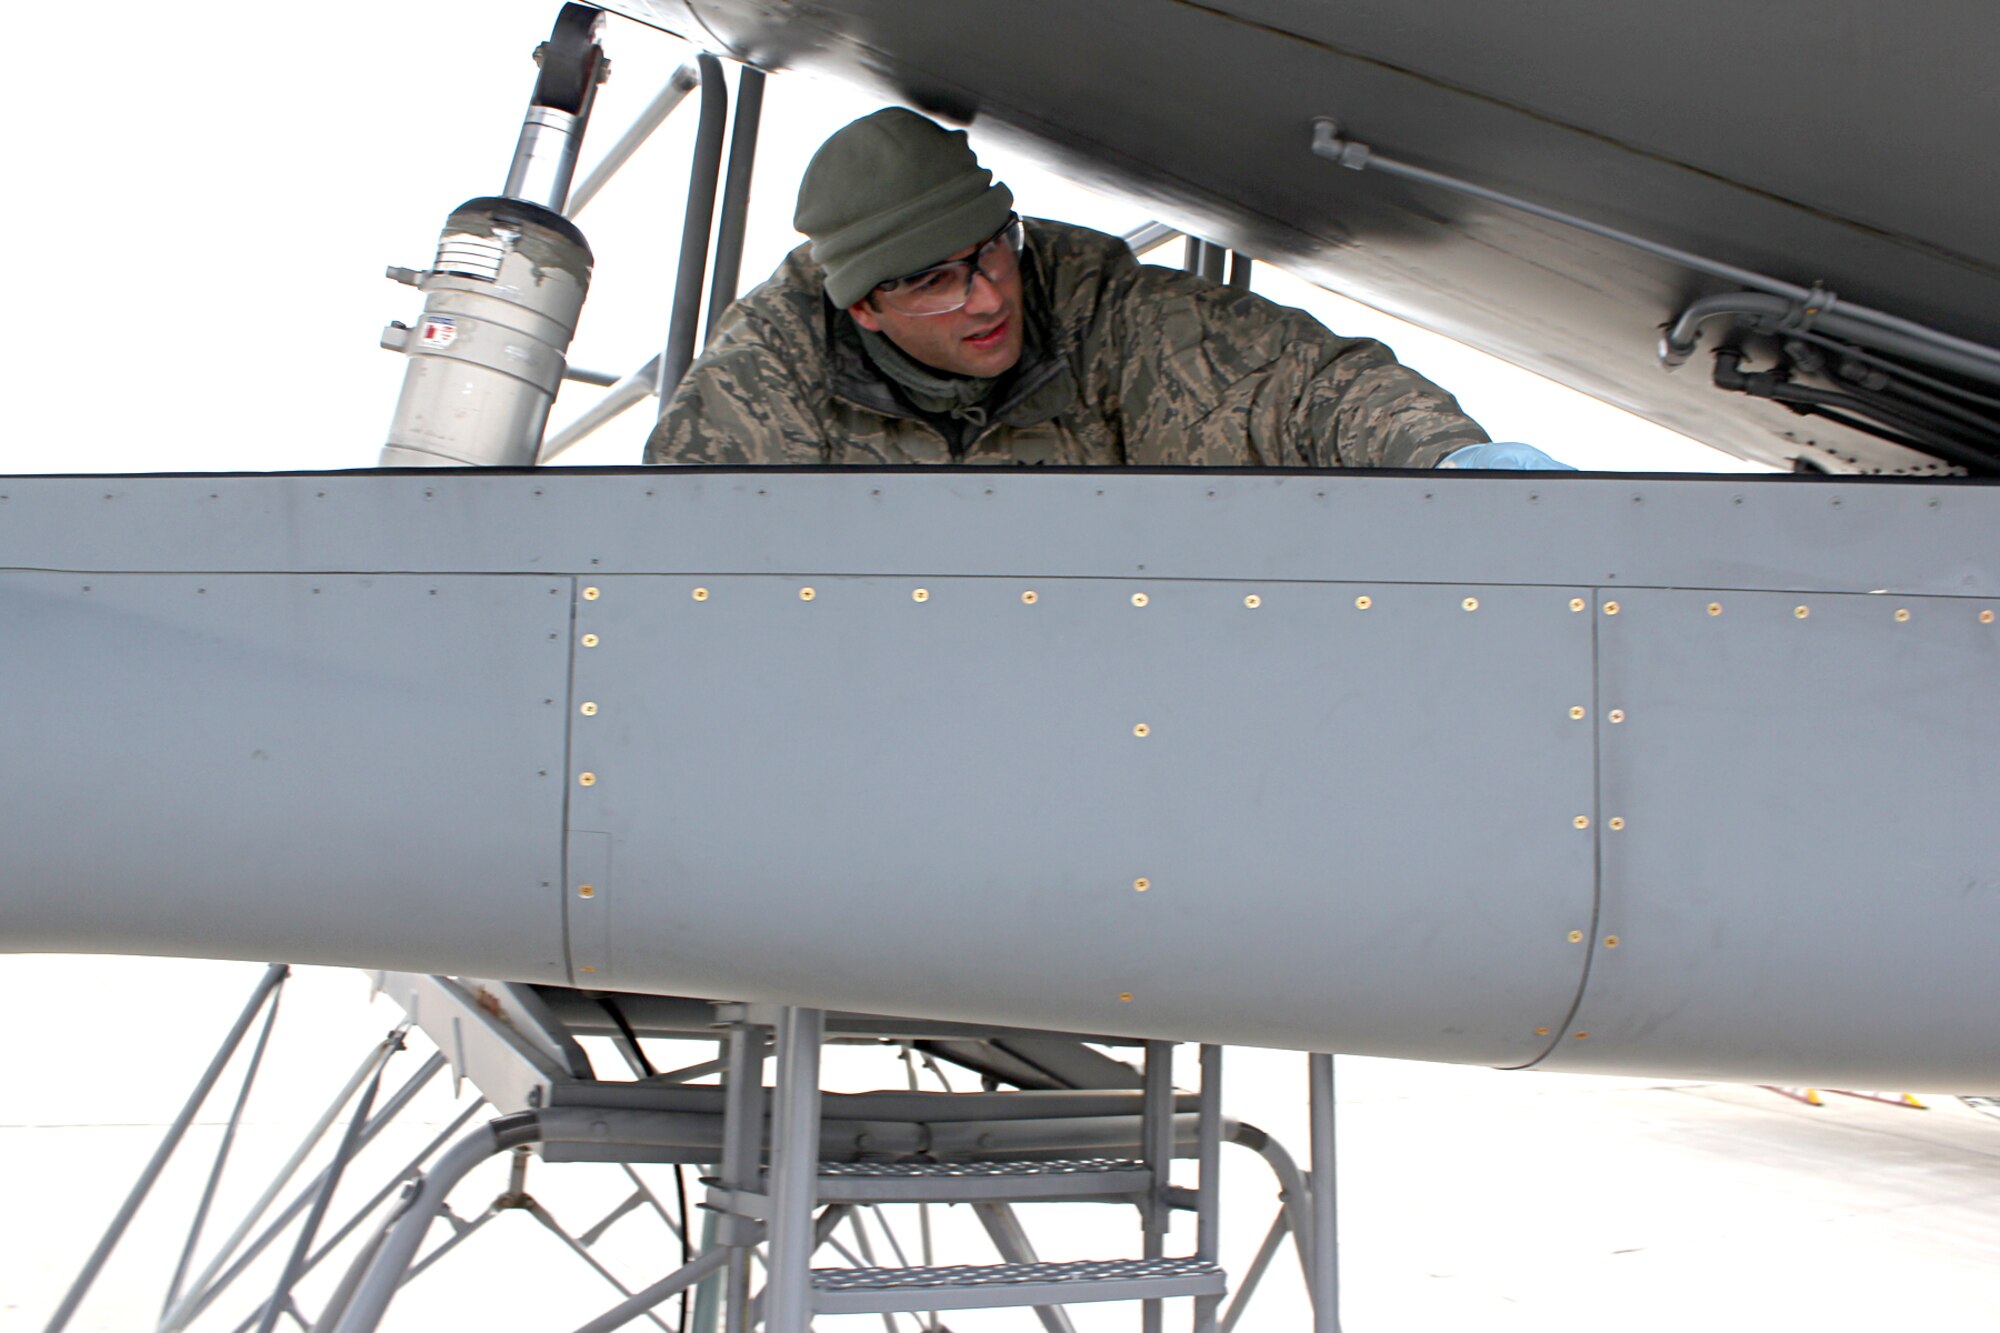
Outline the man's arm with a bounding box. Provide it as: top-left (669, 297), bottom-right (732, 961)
top-left (1099, 264), bottom-right (1489, 469)
top-left (643, 309), bottom-right (828, 465)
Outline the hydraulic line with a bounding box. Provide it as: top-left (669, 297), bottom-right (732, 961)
top-left (1712, 350), bottom-right (2000, 472)
top-left (1308, 120), bottom-right (2000, 384)
top-left (1781, 328), bottom-right (2000, 412)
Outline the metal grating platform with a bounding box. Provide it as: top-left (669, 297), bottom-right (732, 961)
top-left (820, 1157), bottom-right (1141, 1177)
top-left (812, 1157), bottom-right (1152, 1203)
top-left (813, 1256), bottom-right (1225, 1314)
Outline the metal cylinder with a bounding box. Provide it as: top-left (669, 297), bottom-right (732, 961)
top-left (380, 197), bottom-right (593, 467)
top-left (503, 106), bottom-right (585, 211)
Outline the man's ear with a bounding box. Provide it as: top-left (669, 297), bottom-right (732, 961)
top-left (847, 297), bottom-right (883, 332)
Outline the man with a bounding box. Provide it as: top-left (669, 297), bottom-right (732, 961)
top-left (645, 107), bottom-right (1565, 471)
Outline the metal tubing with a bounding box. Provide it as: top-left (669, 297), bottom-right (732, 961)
top-left (1219, 1210), bottom-right (1290, 1333)
top-left (1196, 1045), bottom-right (1222, 1263)
top-left (568, 1247), bottom-right (734, 1333)
top-left (225, 1099), bottom-right (484, 1333)
top-left (1307, 1054), bottom-right (1340, 1333)
top-left (1200, 243), bottom-right (1226, 284)
top-left (616, 1164), bottom-right (686, 1243)
top-left (161, 1028), bottom-right (410, 1332)
top-left (254, 1044), bottom-right (396, 1333)
top-left (657, 53), bottom-right (729, 410)
top-left (765, 1007), bottom-right (825, 1333)
top-left (397, 1200), bottom-right (500, 1285)
top-left (307, 1214), bottom-right (392, 1333)
top-left (719, 1023), bottom-right (768, 1333)
top-left (706, 65), bottom-right (766, 334)
top-left (198, 1060), bottom-right (459, 1332)
top-left (1193, 1046), bottom-right (1222, 1333)
top-left (1123, 222), bottom-right (1180, 257)
top-left (160, 975), bottom-right (286, 1320)
top-left (1141, 1040), bottom-right (1174, 1333)
top-left (1227, 252), bottom-right (1253, 291)
top-left (523, 1199), bottom-right (673, 1331)
top-left (1226, 1121), bottom-right (1315, 1283)
top-left (1662, 291), bottom-right (2000, 388)
top-left (330, 1113), bottom-right (541, 1333)
top-left (537, 355), bottom-right (660, 463)
top-left (1182, 237), bottom-right (1225, 282)
top-left (1309, 118), bottom-right (2000, 377)
top-left (971, 1205), bottom-right (1077, 1333)
top-left (567, 62), bottom-right (701, 219)
top-left (749, 1206), bottom-right (850, 1329)
top-left (689, 1200), bottom-right (724, 1333)
top-left (836, 1212), bottom-right (899, 1333)
top-left (900, 1044), bottom-right (939, 1332)
top-left (44, 962), bottom-right (288, 1333)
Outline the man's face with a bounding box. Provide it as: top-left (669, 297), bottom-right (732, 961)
top-left (848, 231), bottom-right (1025, 379)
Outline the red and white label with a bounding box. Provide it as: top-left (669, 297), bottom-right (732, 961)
top-left (419, 315), bottom-right (458, 349)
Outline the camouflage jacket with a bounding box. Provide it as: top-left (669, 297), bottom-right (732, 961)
top-left (643, 218), bottom-right (1488, 468)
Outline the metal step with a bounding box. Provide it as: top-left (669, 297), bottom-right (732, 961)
top-left (815, 1157), bottom-right (1151, 1203)
top-left (812, 1256), bottom-right (1225, 1315)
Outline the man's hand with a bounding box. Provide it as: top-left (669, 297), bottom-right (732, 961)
top-left (1437, 442), bottom-right (1576, 470)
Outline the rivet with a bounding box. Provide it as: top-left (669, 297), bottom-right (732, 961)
top-left (1604, 935), bottom-right (1620, 948)
top-left (800, 587), bottom-right (816, 601)
top-left (1022, 590), bottom-right (1039, 604)
top-left (692, 587), bottom-right (709, 601)
top-left (1133, 723), bottom-right (1151, 738)
top-left (1569, 706), bottom-right (1586, 720)
top-left (912, 588), bottom-right (929, 603)
top-left (1795, 605), bottom-right (1810, 619)
top-left (1132, 592), bottom-right (1149, 607)
top-left (1573, 1031), bottom-right (1590, 1040)
top-left (1244, 594), bottom-right (1261, 609)
top-left (580, 965), bottom-right (598, 974)
top-left (1134, 878), bottom-right (1150, 892)
top-left (580, 633), bottom-right (599, 647)
top-left (1609, 817), bottom-right (1626, 831)
top-left (1118, 992), bottom-right (1134, 1002)
top-left (1534, 1027), bottom-right (1551, 1036)
top-left (1567, 930), bottom-right (1584, 943)
top-left (1569, 598), bottom-right (1586, 612)
top-left (578, 772), bottom-right (596, 787)
top-left (1603, 601), bottom-right (1621, 616)
top-left (1707, 602), bottom-right (1723, 616)
top-left (1608, 709), bottom-right (1626, 723)
top-left (580, 702), bottom-right (598, 716)
top-left (578, 884), bottom-right (595, 898)
top-left (1983, 610), bottom-right (1995, 624)
top-left (1894, 608), bottom-right (1910, 622)
top-left (582, 586), bottom-right (600, 601)
top-left (1355, 595), bottom-right (1373, 610)
top-left (1462, 596), bottom-right (1479, 612)
top-left (1573, 815), bottom-right (1590, 830)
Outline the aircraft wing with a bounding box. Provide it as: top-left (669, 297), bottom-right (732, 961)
top-left (602, 0), bottom-right (2000, 474)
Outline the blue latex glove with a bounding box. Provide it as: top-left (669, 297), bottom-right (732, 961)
top-left (1437, 442), bottom-right (1576, 470)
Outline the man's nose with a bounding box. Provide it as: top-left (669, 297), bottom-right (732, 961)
top-left (963, 269), bottom-right (1003, 316)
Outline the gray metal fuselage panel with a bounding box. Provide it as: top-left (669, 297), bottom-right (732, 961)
top-left (2, 468), bottom-right (1995, 1087)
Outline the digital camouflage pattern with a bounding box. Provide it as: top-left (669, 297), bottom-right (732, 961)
top-left (644, 218), bottom-right (1489, 468)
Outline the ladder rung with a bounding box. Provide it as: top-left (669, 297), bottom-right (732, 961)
top-left (813, 1257), bottom-right (1224, 1315)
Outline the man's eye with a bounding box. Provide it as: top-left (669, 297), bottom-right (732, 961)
top-left (906, 268), bottom-right (957, 295)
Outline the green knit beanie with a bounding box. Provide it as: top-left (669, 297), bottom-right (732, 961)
top-left (794, 108), bottom-right (1015, 309)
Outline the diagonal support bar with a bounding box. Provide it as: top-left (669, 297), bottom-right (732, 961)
top-left (44, 963), bottom-right (288, 1333)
